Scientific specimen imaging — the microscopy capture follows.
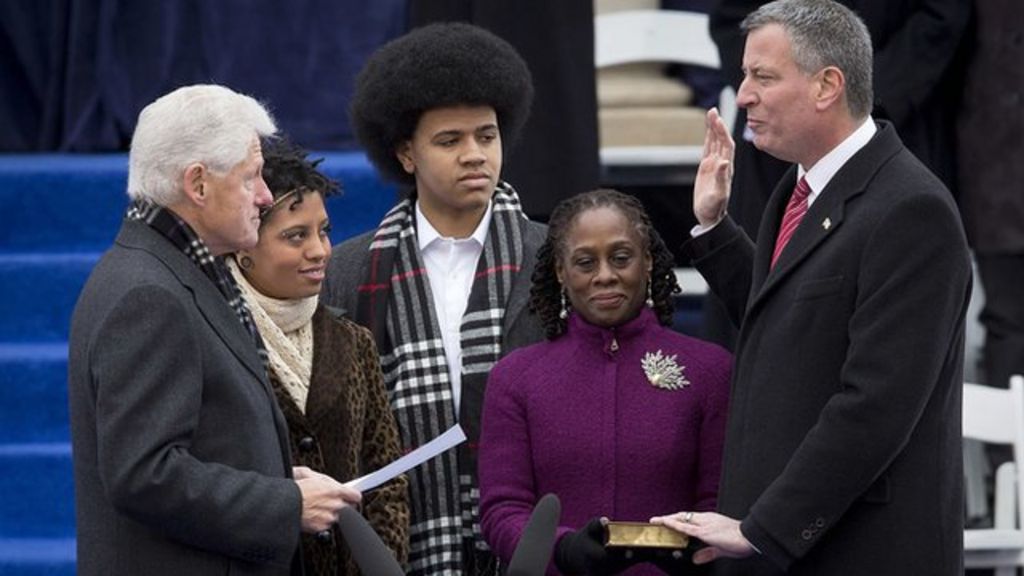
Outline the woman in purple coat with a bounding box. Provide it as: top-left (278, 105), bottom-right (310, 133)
top-left (479, 189), bottom-right (732, 575)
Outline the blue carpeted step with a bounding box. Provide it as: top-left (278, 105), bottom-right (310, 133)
top-left (0, 254), bottom-right (98, 342)
top-left (0, 155), bottom-right (128, 253)
top-left (0, 538), bottom-right (75, 576)
top-left (0, 343), bottom-right (69, 444)
top-left (0, 443), bottom-right (74, 538)
top-left (0, 152), bottom-right (395, 254)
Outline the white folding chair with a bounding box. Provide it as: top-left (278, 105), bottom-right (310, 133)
top-left (964, 375), bottom-right (1024, 575)
top-left (594, 9), bottom-right (736, 168)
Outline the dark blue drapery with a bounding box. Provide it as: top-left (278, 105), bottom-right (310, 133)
top-left (0, 0), bottom-right (405, 152)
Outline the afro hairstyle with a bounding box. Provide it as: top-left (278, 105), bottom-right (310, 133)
top-left (350, 22), bottom-right (534, 186)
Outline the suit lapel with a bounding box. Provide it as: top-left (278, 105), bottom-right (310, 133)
top-left (117, 222), bottom-right (273, 395)
top-left (748, 121), bottom-right (904, 313)
top-left (119, 221), bottom-right (295, 477)
top-left (751, 167), bottom-right (798, 292)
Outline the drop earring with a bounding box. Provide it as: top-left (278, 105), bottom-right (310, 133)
top-left (645, 276), bottom-right (654, 308)
top-left (559, 289), bottom-right (569, 320)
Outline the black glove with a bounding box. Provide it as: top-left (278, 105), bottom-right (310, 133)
top-left (554, 518), bottom-right (636, 575)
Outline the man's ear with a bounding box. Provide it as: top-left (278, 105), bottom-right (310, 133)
top-left (182, 163), bottom-right (207, 205)
top-left (815, 66), bottom-right (846, 112)
top-left (396, 142), bottom-right (415, 174)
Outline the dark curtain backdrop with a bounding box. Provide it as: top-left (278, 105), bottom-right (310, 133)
top-left (0, 0), bottom-right (406, 152)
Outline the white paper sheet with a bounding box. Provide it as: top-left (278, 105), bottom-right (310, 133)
top-left (344, 424), bottom-right (466, 492)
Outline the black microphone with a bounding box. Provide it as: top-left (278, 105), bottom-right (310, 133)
top-left (506, 493), bottom-right (562, 576)
top-left (337, 506), bottom-right (404, 576)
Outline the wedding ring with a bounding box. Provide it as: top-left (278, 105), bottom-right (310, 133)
top-left (683, 511), bottom-right (694, 523)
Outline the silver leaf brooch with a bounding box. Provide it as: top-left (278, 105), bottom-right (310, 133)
top-left (641, 350), bottom-right (690, 391)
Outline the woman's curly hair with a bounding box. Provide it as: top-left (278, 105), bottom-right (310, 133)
top-left (258, 136), bottom-right (341, 222)
top-left (350, 22), bottom-right (534, 186)
top-left (530, 189), bottom-right (681, 340)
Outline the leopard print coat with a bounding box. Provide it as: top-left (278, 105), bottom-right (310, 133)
top-left (269, 306), bottom-right (409, 575)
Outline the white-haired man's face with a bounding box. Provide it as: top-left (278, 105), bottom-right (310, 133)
top-left (196, 137), bottom-right (273, 255)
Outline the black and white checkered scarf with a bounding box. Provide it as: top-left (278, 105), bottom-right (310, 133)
top-left (126, 199), bottom-right (268, 367)
top-left (354, 182), bottom-right (527, 575)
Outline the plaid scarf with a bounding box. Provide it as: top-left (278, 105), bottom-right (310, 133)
top-left (355, 182), bottom-right (527, 575)
top-left (126, 199), bottom-right (268, 367)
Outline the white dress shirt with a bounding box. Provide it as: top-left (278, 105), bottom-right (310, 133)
top-left (799, 117), bottom-right (877, 207)
top-left (415, 202), bottom-right (493, 415)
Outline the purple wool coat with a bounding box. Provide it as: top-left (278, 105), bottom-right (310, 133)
top-left (479, 307), bottom-right (732, 575)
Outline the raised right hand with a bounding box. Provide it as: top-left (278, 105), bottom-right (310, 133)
top-left (294, 466), bottom-right (362, 534)
top-left (693, 108), bottom-right (735, 228)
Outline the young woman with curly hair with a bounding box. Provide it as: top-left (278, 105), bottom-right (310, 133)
top-left (229, 137), bottom-right (409, 576)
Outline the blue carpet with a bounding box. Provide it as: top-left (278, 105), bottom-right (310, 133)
top-left (0, 538), bottom-right (75, 576)
top-left (0, 444), bottom-right (74, 538)
top-left (0, 344), bottom-right (69, 444)
top-left (0, 151), bottom-right (396, 575)
top-left (0, 254), bottom-right (97, 342)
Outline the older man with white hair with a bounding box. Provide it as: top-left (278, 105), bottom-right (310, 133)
top-left (68, 84), bottom-right (361, 576)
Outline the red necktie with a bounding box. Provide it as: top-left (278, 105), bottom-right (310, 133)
top-left (771, 177), bottom-right (811, 268)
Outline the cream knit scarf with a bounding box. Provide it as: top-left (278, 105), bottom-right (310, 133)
top-left (227, 257), bottom-right (317, 413)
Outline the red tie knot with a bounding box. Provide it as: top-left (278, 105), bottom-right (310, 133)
top-left (793, 177), bottom-right (811, 201)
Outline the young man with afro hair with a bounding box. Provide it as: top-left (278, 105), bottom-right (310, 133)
top-left (322, 23), bottom-right (546, 575)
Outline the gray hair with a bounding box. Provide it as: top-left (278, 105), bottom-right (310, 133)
top-left (742, 0), bottom-right (873, 119)
top-left (127, 84), bottom-right (277, 206)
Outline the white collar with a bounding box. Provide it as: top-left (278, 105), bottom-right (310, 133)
top-left (799, 118), bottom-right (876, 203)
top-left (415, 199), bottom-right (493, 251)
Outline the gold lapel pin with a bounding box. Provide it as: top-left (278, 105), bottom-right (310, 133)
top-left (822, 217), bottom-right (832, 230)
